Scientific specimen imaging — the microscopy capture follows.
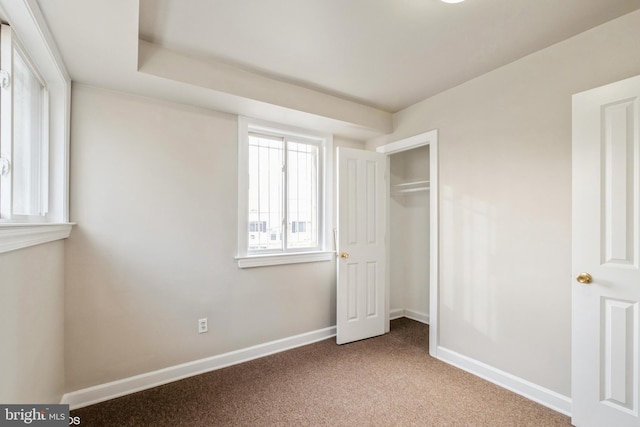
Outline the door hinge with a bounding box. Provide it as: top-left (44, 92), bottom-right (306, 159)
top-left (0, 70), bottom-right (10, 89)
top-left (0, 157), bottom-right (10, 176)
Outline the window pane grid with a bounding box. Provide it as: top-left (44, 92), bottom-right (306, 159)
top-left (287, 141), bottom-right (318, 249)
top-left (12, 46), bottom-right (45, 216)
top-left (247, 133), bottom-right (320, 254)
top-left (248, 135), bottom-right (284, 252)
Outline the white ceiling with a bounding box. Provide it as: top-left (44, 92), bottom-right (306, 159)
top-left (138, 0), bottom-right (640, 112)
top-left (31, 0), bottom-right (640, 138)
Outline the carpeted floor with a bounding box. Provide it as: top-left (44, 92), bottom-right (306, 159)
top-left (72, 318), bottom-right (572, 426)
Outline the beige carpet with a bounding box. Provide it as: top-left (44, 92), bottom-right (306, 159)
top-left (72, 318), bottom-right (572, 426)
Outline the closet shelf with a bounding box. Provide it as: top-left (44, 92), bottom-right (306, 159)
top-left (391, 180), bottom-right (430, 195)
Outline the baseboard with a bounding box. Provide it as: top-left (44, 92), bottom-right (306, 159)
top-left (389, 308), bottom-right (430, 324)
top-left (61, 326), bottom-right (336, 410)
top-left (436, 346), bottom-right (572, 417)
top-left (404, 309), bottom-right (429, 324)
top-left (390, 308), bottom-right (405, 320)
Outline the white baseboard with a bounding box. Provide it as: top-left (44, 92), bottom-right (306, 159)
top-left (61, 326), bottom-right (336, 410)
top-left (390, 308), bottom-right (405, 320)
top-left (389, 308), bottom-right (430, 324)
top-left (405, 309), bottom-right (429, 324)
top-left (436, 346), bottom-right (572, 417)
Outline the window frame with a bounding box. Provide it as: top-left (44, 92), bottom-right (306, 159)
top-left (0, 0), bottom-right (72, 254)
top-left (237, 116), bottom-right (334, 268)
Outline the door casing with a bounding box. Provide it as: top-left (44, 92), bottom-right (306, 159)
top-left (376, 129), bottom-right (439, 357)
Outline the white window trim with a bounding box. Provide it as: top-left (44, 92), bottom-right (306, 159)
top-left (236, 251), bottom-right (334, 269)
top-left (0, 222), bottom-right (72, 254)
top-left (237, 116), bottom-right (334, 268)
top-left (0, 0), bottom-right (73, 253)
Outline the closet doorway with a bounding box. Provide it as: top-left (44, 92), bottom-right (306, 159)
top-left (377, 130), bottom-right (439, 356)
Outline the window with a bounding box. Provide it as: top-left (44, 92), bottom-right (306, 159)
top-left (237, 117), bottom-right (333, 268)
top-left (247, 133), bottom-right (319, 252)
top-left (0, 1), bottom-right (72, 254)
top-left (1, 24), bottom-right (48, 219)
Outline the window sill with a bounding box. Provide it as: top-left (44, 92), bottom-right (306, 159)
top-left (236, 251), bottom-right (335, 268)
top-left (0, 223), bottom-right (74, 254)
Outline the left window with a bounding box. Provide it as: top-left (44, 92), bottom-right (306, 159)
top-left (0, 0), bottom-right (72, 254)
top-left (1, 24), bottom-right (48, 219)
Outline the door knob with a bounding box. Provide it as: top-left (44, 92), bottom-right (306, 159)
top-left (576, 272), bottom-right (593, 284)
top-left (340, 252), bottom-right (350, 259)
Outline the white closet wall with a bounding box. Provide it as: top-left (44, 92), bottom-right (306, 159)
top-left (389, 145), bottom-right (430, 322)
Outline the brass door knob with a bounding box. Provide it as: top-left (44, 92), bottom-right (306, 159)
top-left (576, 272), bottom-right (593, 284)
top-left (340, 252), bottom-right (350, 259)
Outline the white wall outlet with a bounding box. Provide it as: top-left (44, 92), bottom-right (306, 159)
top-left (198, 318), bottom-right (208, 334)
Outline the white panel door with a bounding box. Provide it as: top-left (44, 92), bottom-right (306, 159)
top-left (572, 74), bottom-right (640, 427)
top-left (336, 147), bottom-right (387, 345)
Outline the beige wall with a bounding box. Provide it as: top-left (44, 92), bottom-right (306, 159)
top-left (65, 84), bottom-right (363, 391)
top-left (368, 10), bottom-right (640, 396)
top-left (0, 242), bottom-right (65, 403)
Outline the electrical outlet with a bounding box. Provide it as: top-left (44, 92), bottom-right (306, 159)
top-left (198, 318), bottom-right (208, 334)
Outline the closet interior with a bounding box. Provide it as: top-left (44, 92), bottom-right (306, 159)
top-left (389, 145), bottom-right (430, 324)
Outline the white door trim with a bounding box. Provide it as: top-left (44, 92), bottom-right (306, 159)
top-left (376, 129), bottom-right (439, 357)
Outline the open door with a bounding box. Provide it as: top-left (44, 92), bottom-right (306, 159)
top-left (336, 147), bottom-right (387, 345)
top-left (572, 74), bottom-right (640, 426)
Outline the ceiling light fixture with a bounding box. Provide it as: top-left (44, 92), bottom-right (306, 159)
top-left (441, 0), bottom-right (464, 3)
